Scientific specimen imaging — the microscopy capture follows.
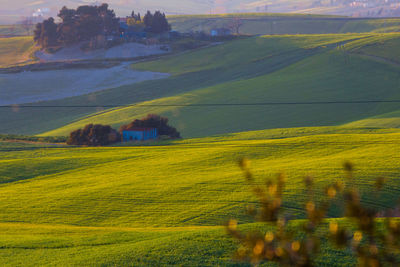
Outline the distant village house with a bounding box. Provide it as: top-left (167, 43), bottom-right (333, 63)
top-left (119, 19), bottom-right (147, 40)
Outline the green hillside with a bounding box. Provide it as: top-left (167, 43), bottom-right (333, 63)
top-left (38, 33), bottom-right (400, 138)
top-left (1, 127), bottom-right (400, 265)
top-left (0, 36), bottom-right (35, 67)
top-left (3, 13), bottom-right (400, 267)
top-left (2, 33), bottom-right (400, 138)
top-left (343, 33), bottom-right (400, 63)
top-left (0, 220), bottom-right (362, 266)
top-left (169, 14), bottom-right (400, 35)
top-left (0, 25), bottom-right (32, 36)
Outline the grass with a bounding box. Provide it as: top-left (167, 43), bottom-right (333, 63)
top-left (37, 33), bottom-right (400, 138)
top-left (0, 134), bottom-right (66, 143)
top-left (2, 18), bottom-right (400, 266)
top-left (0, 25), bottom-right (31, 36)
top-left (0, 223), bottom-right (236, 266)
top-left (0, 34), bottom-right (399, 137)
top-left (0, 127), bottom-right (400, 265)
top-left (0, 36), bottom-right (35, 67)
top-left (340, 18), bottom-right (400, 33)
top-left (345, 109), bottom-right (400, 128)
top-left (4, 128), bottom-right (400, 226)
top-left (343, 33), bottom-right (400, 64)
top-left (0, 220), bottom-right (359, 266)
top-left (168, 14), bottom-right (400, 35)
top-left (2, 15), bottom-right (400, 266)
top-left (3, 33), bottom-right (400, 137)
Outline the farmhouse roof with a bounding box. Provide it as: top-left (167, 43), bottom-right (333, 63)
top-left (124, 127), bottom-right (156, 132)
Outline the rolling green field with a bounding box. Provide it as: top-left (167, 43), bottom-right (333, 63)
top-left (343, 33), bottom-right (400, 63)
top-left (1, 127), bottom-right (400, 265)
top-left (2, 24), bottom-right (400, 265)
top-left (30, 33), bottom-right (400, 138)
top-left (3, 33), bottom-right (400, 137)
top-left (3, 27), bottom-right (400, 138)
top-left (0, 36), bottom-right (35, 67)
top-left (0, 25), bottom-right (32, 36)
top-left (169, 14), bottom-right (400, 35)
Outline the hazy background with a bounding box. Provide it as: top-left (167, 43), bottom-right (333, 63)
top-left (2, 0), bottom-right (400, 24)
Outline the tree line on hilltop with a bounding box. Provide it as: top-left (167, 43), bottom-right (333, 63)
top-left (67, 114), bottom-right (180, 146)
top-left (34, 3), bottom-right (170, 49)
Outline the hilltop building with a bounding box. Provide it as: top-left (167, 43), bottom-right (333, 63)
top-left (122, 128), bottom-right (158, 142)
top-left (119, 20), bottom-right (147, 40)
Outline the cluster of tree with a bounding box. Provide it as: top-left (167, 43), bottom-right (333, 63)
top-left (34, 4), bottom-right (119, 48)
top-left (124, 10), bottom-right (170, 34)
top-left (67, 115), bottom-right (180, 146)
top-left (67, 124), bottom-right (120, 146)
top-left (142, 11), bottom-right (171, 34)
top-left (120, 114), bottom-right (180, 139)
top-left (227, 160), bottom-right (400, 266)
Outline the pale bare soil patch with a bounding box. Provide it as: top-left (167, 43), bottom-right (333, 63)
top-left (35, 43), bottom-right (169, 62)
top-left (0, 62), bottom-right (169, 105)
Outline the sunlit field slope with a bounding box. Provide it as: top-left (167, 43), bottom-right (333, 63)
top-left (169, 14), bottom-right (400, 35)
top-left (0, 220), bottom-right (361, 266)
top-left (0, 25), bottom-right (31, 36)
top-left (2, 33), bottom-right (400, 137)
top-left (0, 36), bottom-right (35, 67)
top-left (1, 127), bottom-right (400, 265)
top-left (343, 33), bottom-right (400, 63)
top-left (40, 33), bottom-right (400, 138)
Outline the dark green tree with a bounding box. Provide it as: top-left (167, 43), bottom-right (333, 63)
top-left (58, 6), bottom-right (76, 23)
top-left (57, 6), bottom-right (78, 45)
top-left (143, 10), bottom-right (153, 28)
top-left (67, 124), bottom-right (120, 146)
top-left (96, 3), bottom-right (119, 35)
top-left (150, 11), bottom-right (170, 33)
top-left (33, 17), bottom-right (58, 48)
top-left (75, 5), bottom-right (102, 41)
top-left (33, 23), bottom-right (42, 44)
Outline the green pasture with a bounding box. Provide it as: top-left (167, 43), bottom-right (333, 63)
top-left (0, 25), bottom-right (32, 36)
top-left (344, 33), bottom-right (400, 63)
top-left (2, 33), bottom-right (400, 137)
top-left (2, 11), bottom-right (400, 267)
top-left (169, 14), bottom-right (400, 35)
top-left (0, 36), bottom-right (35, 67)
top-left (0, 220), bottom-right (358, 266)
top-left (40, 33), bottom-right (400, 138)
top-left (0, 128), bottom-right (400, 265)
top-left (3, 128), bottom-right (400, 226)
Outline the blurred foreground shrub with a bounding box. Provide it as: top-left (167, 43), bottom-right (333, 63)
top-left (226, 160), bottom-right (400, 266)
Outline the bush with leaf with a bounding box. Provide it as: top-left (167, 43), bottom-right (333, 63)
top-left (67, 124), bottom-right (120, 146)
top-left (226, 159), bottom-right (400, 266)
